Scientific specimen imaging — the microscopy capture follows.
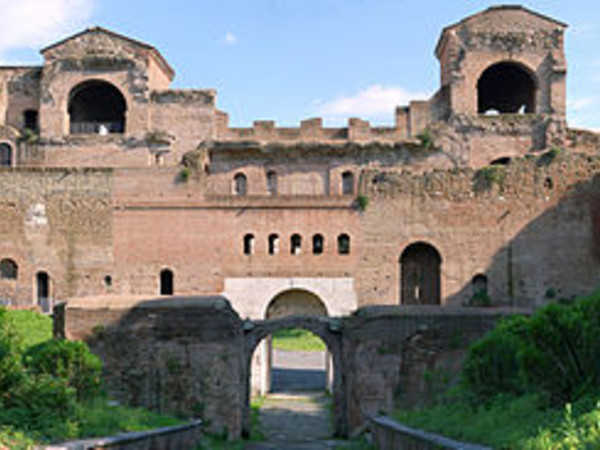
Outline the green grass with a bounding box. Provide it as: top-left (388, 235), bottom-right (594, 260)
top-left (6, 309), bottom-right (53, 350)
top-left (271, 328), bottom-right (326, 352)
top-left (73, 397), bottom-right (183, 439)
top-left (394, 393), bottom-right (600, 449)
top-left (1, 308), bottom-right (184, 447)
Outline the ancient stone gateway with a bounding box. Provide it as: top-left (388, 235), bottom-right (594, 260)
top-left (243, 314), bottom-right (345, 437)
top-left (251, 288), bottom-right (332, 395)
top-left (55, 296), bottom-right (527, 440)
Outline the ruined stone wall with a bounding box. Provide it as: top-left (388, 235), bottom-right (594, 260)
top-left (356, 152), bottom-right (600, 307)
top-left (58, 296), bottom-right (245, 437)
top-left (437, 7), bottom-right (566, 117)
top-left (341, 306), bottom-right (519, 431)
top-left (148, 89), bottom-right (216, 165)
top-left (57, 299), bottom-right (516, 438)
top-left (0, 67), bottom-right (41, 133)
top-left (40, 31), bottom-right (156, 139)
top-left (0, 168), bottom-right (113, 306)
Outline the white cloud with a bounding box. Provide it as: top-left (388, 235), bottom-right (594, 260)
top-left (224, 32), bottom-right (238, 45)
top-left (568, 97), bottom-right (600, 112)
top-left (314, 84), bottom-right (428, 124)
top-left (0, 0), bottom-right (94, 62)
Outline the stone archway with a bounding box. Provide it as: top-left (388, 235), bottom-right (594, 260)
top-left (254, 289), bottom-right (330, 396)
top-left (477, 61), bottom-right (537, 114)
top-left (266, 288), bottom-right (328, 319)
top-left (243, 315), bottom-right (346, 438)
top-left (68, 80), bottom-right (127, 134)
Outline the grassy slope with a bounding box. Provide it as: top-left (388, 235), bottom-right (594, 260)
top-left (271, 328), bottom-right (326, 352)
top-left (394, 392), bottom-right (600, 449)
top-left (6, 309), bottom-right (53, 349)
top-left (0, 308), bottom-right (183, 446)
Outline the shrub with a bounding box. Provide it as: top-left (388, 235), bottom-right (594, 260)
top-left (476, 165), bottom-right (506, 189)
top-left (179, 167), bottom-right (190, 182)
top-left (416, 129), bottom-right (435, 150)
top-left (355, 195), bottom-right (369, 211)
top-left (24, 339), bottom-right (102, 401)
top-left (462, 315), bottom-right (528, 401)
top-left (462, 290), bottom-right (600, 404)
top-left (0, 308), bottom-right (27, 397)
top-left (518, 297), bottom-right (600, 403)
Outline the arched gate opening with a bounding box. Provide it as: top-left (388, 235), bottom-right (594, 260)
top-left (244, 315), bottom-right (346, 438)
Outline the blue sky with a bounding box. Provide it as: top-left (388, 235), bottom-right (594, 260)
top-left (1, 0), bottom-right (599, 129)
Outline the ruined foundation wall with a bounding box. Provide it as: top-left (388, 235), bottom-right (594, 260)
top-left (58, 296), bottom-right (245, 438)
top-left (342, 307), bottom-right (519, 431)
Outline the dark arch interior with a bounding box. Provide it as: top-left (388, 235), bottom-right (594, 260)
top-left (160, 269), bottom-right (174, 295)
top-left (477, 62), bottom-right (536, 114)
top-left (0, 259), bottom-right (18, 279)
top-left (36, 271), bottom-right (51, 313)
top-left (68, 81), bottom-right (126, 134)
top-left (23, 109), bottom-right (39, 132)
top-left (0, 143), bottom-right (12, 167)
top-left (400, 242), bottom-right (442, 305)
top-left (472, 274), bottom-right (488, 295)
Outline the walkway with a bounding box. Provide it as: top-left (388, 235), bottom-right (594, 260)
top-left (244, 393), bottom-right (337, 449)
top-left (272, 349), bottom-right (327, 393)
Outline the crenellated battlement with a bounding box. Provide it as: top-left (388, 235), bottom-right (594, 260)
top-left (216, 113), bottom-right (409, 144)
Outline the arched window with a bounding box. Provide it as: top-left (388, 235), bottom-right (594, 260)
top-left (0, 259), bottom-right (18, 280)
top-left (290, 234), bottom-right (302, 255)
top-left (337, 234), bottom-right (350, 255)
top-left (342, 171), bottom-right (355, 196)
top-left (36, 271), bottom-right (51, 313)
top-left (244, 234), bottom-right (255, 255)
top-left (400, 242), bottom-right (442, 305)
top-left (267, 171), bottom-right (278, 195)
top-left (234, 173), bottom-right (247, 196)
top-left (68, 80), bottom-right (127, 134)
top-left (472, 274), bottom-right (488, 296)
top-left (0, 143), bottom-right (12, 167)
top-left (160, 269), bottom-right (174, 295)
top-left (268, 234), bottom-right (279, 255)
top-left (477, 62), bottom-right (536, 114)
top-left (312, 234), bottom-right (324, 255)
top-left (23, 109), bottom-right (39, 133)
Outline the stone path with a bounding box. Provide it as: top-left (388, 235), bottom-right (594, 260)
top-left (272, 349), bottom-right (327, 393)
top-left (244, 393), bottom-right (341, 450)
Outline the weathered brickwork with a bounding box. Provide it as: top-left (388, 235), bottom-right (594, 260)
top-left (0, 6), bottom-right (598, 321)
top-left (55, 298), bottom-right (518, 438)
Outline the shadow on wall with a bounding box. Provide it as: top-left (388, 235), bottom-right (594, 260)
top-left (443, 157), bottom-right (600, 308)
top-left (366, 153), bottom-right (600, 307)
top-left (55, 296), bottom-right (246, 438)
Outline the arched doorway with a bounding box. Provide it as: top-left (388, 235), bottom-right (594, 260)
top-left (160, 269), bottom-right (174, 295)
top-left (400, 242), bottom-right (442, 305)
top-left (0, 143), bottom-right (13, 167)
top-left (253, 289), bottom-right (329, 396)
top-left (36, 271), bottom-right (51, 313)
top-left (244, 315), bottom-right (345, 438)
top-left (477, 62), bottom-right (537, 114)
top-left (68, 80), bottom-right (127, 134)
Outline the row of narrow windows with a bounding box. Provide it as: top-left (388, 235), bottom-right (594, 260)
top-left (233, 171), bottom-right (355, 196)
top-left (243, 233), bottom-right (351, 256)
